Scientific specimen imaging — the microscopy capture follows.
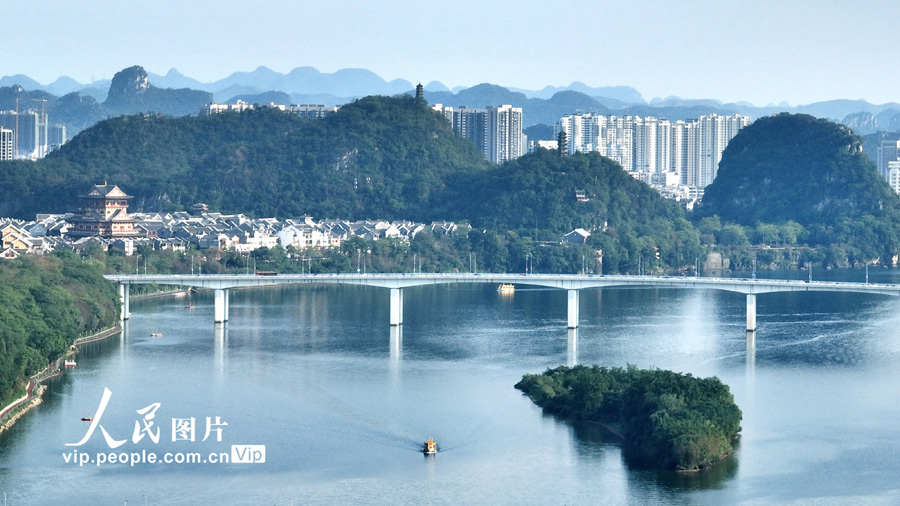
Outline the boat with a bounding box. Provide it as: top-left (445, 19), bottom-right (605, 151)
top-left (422, 437), bottom-right (437, 455)
top-left (184, 305), bottom-right (196, 309)
top-left (174, 291), bottom-right (187, 297)
top-left (498, 283), bottom-right (515, 292)
top-left (64, 359), bottom-right (76, 367)
top-left (80, 416), bottom-right (93, 422)
top-left (150, 333), bottom-right (163, 337)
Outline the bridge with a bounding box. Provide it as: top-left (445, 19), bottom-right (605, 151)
top-left (103, 273), bottom-right (900, 332)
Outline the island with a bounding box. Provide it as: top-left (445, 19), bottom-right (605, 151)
top-left (515, 365), bottom-right (742, 471)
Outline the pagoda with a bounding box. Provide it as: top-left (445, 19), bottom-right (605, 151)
top-left (66, 184), bottom-right (140, 238)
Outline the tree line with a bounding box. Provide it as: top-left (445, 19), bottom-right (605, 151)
top-left (0, 251), bottom-right (119, 405)
top-left (515, 365), bottom-right (742, 471)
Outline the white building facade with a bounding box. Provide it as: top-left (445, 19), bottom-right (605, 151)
top-left (433, 104), bottom-right (525, 164)
top-left (555, 112), bottom-right (751, 195)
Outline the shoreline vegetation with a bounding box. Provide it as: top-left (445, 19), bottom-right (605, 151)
top-left (515, 365), bottom-right (742, 471)
top-left (0, 323), bottom-right (122, 435)
top-left (0, 286), bottom-right (192, 434)
top-left (0, 251), bottom-right (120, 432)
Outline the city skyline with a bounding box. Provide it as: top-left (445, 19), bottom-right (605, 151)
top-left (4, 0), bottom-right (899, 107)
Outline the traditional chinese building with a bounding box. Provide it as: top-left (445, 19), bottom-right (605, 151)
top-left (66, 184), bottom-right (141, 238)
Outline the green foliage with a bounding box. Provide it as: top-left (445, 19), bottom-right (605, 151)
top-left (699, 114), bottom-right (900, 264)
top-left (515, 365), bottom-right (742, 471)
top-left (0, 97), bottom-right (710, 273)
top-left (0, 252), bottom-right (119, 402)
top-left (0, 96), bottom-right (490, 221)
top-left (436, 149), bottom-right (705, 272)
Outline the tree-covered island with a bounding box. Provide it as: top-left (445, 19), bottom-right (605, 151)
top-left (515, 365), bottom-right (742, 471)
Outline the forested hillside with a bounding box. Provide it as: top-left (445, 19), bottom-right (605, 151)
top-left (0, 251), bottom-right (119, 404)
top-left (0, 96), bottom-right (490, 220)
top-left (435, 149), bottom-right (704, 272)
top-left (0, 95), bottom-right (709, 272)
top-left (699, 114), bottom-right (900, 264)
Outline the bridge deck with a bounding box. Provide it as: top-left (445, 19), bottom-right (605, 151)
top-left (103, 273), bottom-right (900, 297)
top-left (104, 273), bottom-right (900, 330)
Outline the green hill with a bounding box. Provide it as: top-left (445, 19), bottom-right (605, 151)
top-left (103, 65), bottom-right (212, 117)
top-left (435, 149), bottom-right (704, 272)
top-left (0, 252), bottom-right (119, 404)
top-left (0, 95), bottom-right (705, 273)
top-left (0, 95), bottom-right (490, 219)
top-left (699, 113), bottom-right (900, 262)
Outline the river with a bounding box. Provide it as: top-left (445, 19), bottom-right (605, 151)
top-left (2, 269), bottom-right (900, 505)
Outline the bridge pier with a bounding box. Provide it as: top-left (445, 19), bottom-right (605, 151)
top-left (118, 284), bottom-right (130, 320)
top-left (746, 293), bottom-right (757, 332)
top-left (389, 288), bottom-right (403, 326)
top-left (214, 289), bottom-right (230, 323)
top-left (567, 289), bottom-right (579, 329)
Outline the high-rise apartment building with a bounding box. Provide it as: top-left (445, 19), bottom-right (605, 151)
top-left (48, 125), bottom-right (67, 151)
top-left (877, 139), bottom-right (900, 181)
top-left (434, 104), bottom-right (525, 164)
top-left (555, 113), bottom-right (750, 191)
top-left (0, 111), bottom-right (50, 159)
top-left (0, 128), bottom-right (12, 161)
top-left (486, 105), bottom-right (524, 164)
top-left (888, 161), bottom-right (900, 195)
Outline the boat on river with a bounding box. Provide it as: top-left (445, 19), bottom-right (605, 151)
top-left (150, 333), bottom-right (163, 337)
top-left (498, 284), bottom-right (515, 292)
top-left (64, 359), bottom-right (76, 367)
top-left (423, 437), bottom-right (437, 455)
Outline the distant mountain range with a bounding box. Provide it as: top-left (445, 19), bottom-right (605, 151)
top-left (2, 65), bottom-right (900, 136)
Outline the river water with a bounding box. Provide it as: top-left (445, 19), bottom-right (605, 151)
top-left (3, 270), bottom-right (900, 505)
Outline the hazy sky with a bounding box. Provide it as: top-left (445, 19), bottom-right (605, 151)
top-left (5, 0), bottom-right (897, 106)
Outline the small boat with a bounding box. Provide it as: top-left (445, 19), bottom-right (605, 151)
top-left (150, 333), bottom-right (163, 337)
top-left (184, 305), bottom-right (196, 309)
top-left (174, 291), bottom-right (187, 297)
top-left (64, 360), bottom-right (76, 367)
top-left (80, 416), bottom-right (93, 422)
top-left (498, 283), bottom-right (515, 292)
top-left (422, 437), bottom-right (437, 455)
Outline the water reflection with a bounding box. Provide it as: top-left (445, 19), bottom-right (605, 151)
top-left (120, 319), bottom-right (129, 360)
top-left (9, 276), bottom-right (900, 504)
top-left (624, 445), bottom-right (739, 494)
top-left (214, 323), bottom-right (227, 378)
top-left (745, 331), bottom-right (756, 367)
top-left (567, 328), bottom-right (578, 366)
top-left (390, 326), bottom-right (402, 362)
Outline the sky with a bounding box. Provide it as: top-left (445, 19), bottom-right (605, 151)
top-left (4, 0), bottom-right (898, 106)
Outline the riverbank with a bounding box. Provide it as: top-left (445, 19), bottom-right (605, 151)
top-left (0, 323), bottom-right (123, 434)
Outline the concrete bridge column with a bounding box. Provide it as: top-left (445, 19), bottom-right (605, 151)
top-left (119, 283), bottom-right (130, 320)
top-left (214, 289), bottom-right (229, 323)
top-left (746, 293), bottom-right (757, 332)
top-left (389, 288), bottom-right (403, 326)
top-left (567, 289), bottom-right (580, 329)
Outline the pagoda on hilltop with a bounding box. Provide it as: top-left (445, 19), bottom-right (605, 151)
top-left (66, 184), bottom-right (141, 238)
